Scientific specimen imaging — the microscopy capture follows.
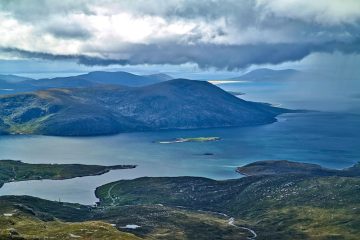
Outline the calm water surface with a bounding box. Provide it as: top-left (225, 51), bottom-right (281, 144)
top-left (0, 81), bottom-right (359, 204)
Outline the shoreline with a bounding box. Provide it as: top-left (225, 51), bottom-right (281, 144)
top-left (2, 159), bottom-right (358, 206)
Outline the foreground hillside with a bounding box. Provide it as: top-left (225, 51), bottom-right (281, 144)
top-left (0, 79), bottom-right (287, 136)
top-left (0, 160), bottom-right (358, 239)
top-left (0, 196), bottom-right (142, 240)
top-left (96, 161), bottom-right (360, 239)
top-left (0, 196), bottom-right (251, 240)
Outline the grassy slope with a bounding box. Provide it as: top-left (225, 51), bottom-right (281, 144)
top-left (0, 196), bottom-right (251, 240)
top-left (0, 161), bottom-right (358, 239)
top-left (95, 205), bottom-right (251, 240)
top-left (96, 173), bottom-right (360, 239)
top-left (0, 198), bottom-right (141, 240)
top-left (0, 217), bottom-right (141, 240)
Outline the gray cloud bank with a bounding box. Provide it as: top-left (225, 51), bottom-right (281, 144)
top-left (0, 0), bottom-right (359, 69)
top-left (2, 40), bottom-right (359, 69)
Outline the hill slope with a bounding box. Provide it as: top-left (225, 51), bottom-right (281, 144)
top-left (0, 79), bottom-right (287, 136)
top-left (96, 160), bottom-right (360, 239)
top-left (0, 160), bottom-right (357, 239)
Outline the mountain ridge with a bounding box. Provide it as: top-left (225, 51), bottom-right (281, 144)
top-left (0, 79), bottom-right (288, 136)
top-left (0, 71), bottom-right (173, 94)
top-left (0, 74), bottom-right (34, 83)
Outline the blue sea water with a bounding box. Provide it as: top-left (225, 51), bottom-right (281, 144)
top-left (0, 81), bottom-right (359, 204)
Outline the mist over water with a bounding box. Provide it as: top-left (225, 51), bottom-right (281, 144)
top-left (220, 68), bottom-right (360, 113)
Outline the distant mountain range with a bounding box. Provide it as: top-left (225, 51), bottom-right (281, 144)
top-left (0, 79), bottom-right (288, 136)
top-left (0, 68), bottom-right (303, 95)
top-left (0, 74), bottom-right (33, 83)
top-left (228, 68), bottom-right (300, 82)
top-left (0, 71), bottom-right (173, 94)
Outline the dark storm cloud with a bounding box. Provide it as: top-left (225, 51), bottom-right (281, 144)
top-left (45, 24), bottom-right (93, 40)
top-left (2, 40), bottom-right (359, 69)
top-left (0, 0), bottom-right (360, 69)
top-left (83, 41), bottom-right (360, 69)
top-left (0, 47), bottom-right (128, 66)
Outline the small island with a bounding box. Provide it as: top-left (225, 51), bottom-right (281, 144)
top-left (0, 160), bottom-right (136, 188)
top-left (158, 137), bottom-right (221, 144)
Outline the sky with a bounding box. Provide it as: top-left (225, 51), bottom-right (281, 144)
top-left (0, 0), bottom-right (360, 79)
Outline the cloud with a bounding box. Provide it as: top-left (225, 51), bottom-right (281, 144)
top-left (0, 47), bottom-right (128, 66)
top-left (256, 0), bottom-right (360, 25)
top-left (0, 0), bottom-right (359, 69)
top-left (44, 19), bottom-right (93, 40)
top-left (2, 40), bottom-right (359, 70)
